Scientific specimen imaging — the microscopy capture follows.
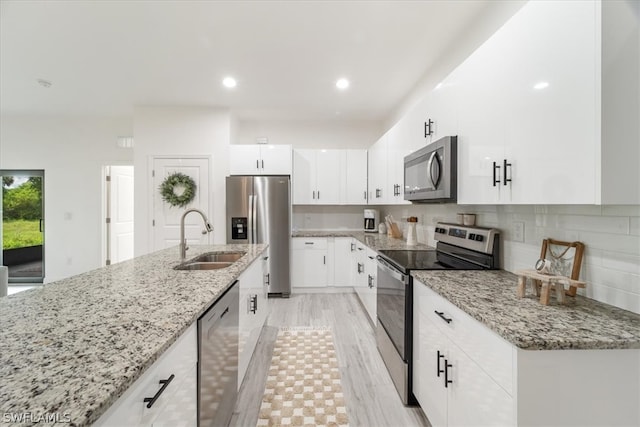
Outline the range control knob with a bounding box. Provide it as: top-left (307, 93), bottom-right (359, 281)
top-left (435, 227), bottom-right (446, 234)
top-left (475, 234), bottom-right (484, 242)
top-left (468, 233), bottom-right (476, 240)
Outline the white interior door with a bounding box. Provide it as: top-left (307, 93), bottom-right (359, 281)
top-left (152, 157), bottom-right (211, 252)
top-left (109, 166), bottom-right (134, 264)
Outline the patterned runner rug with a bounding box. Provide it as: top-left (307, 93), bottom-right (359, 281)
top-left (257, 326), bottom-right (350, 427)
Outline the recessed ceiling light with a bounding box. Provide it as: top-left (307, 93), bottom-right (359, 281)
top-left (37, 79), bottom-right (52, 88)
top-left (336, 78), bottom-right (350, 90)
top-left (533, 81), bottom-right (549, 90)
top-left (222, 77), bottom-right (237, 88)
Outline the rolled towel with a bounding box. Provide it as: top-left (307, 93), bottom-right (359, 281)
top-left (0, 266), bottom-right (8, 297)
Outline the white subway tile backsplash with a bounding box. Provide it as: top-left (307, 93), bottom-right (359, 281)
top-left (302, 203), bottom-right (640, 314)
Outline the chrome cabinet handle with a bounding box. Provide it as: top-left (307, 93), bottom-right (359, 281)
top-left (444, 360), bottom-right (453, 388)
top-left (493, 161), bottom-right (501, 187)
top-left (437, 350), bottom-right (445, 377)
top-left (424, 118), bottom-right (434, 137)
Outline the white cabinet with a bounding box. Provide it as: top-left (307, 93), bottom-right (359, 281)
top-left (367, 135), bottom-right (388, 203)
top-left (238, 250), bottom-right (269, 385)
top-left (413, 281), bottom-right (514, 426)
top-left (293, 149), bottom-right (341, 204)
top-left (229, 144), bottom-right (292, 175)
top-left (343, 149), bottom-right (369, 204)
top-left (291, 238), bottom-right (328, 288)
top-left (414, 279), bottom-right (640, 427)
top-left (332, 237), bottom-right (354, 287)
top-left (293, 149), bottom-right (368, 205)
top-left (359, 247), bottom-right (378, 325)
top-left (94, 325), bottom-right (198, 427)
top-left (454, 0), bottom-right (639, 204)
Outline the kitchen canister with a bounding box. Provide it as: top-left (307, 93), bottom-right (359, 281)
top-left (378, 222), bottom-right (387, 234)
top-left (406, 217), bottom-right (418, 246)
top-left (463, 214), bottom-right (476, 226)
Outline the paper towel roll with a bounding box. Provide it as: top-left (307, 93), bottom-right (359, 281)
top-left (0, 266), bottom-right (8, 297)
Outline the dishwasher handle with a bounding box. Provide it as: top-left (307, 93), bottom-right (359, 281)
top-left (377, 256), bottom-right (408, 284)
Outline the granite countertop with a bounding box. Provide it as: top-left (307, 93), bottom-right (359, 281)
top-left (292, 229), bottom-right (433, 251)
top-left (412, 270), bottom-right (640, 351)
top-left (0, 243), bottom-right (267, 427)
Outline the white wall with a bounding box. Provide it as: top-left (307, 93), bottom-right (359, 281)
top-left (237, 119), bottom-right (382, 149)
top-left (376, 203), bottom-right (640, 314)
top-left (0, 115), bottom-right (133, 282)
top-left (133, 106), bottom-right (231, 256)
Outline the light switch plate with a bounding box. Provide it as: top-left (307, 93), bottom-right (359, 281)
top-left (512, 221), bottom-right (525, 242)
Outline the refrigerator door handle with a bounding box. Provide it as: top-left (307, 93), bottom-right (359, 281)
top-left (251, 194), bottom-right (258, 243)
top-left (248, 195), bottom-right (254, 244)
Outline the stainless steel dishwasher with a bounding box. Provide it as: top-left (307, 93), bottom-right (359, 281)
top-left (198, 281), bottom-right (239, 427)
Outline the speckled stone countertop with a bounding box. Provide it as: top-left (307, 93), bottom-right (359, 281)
top-left (292, 229), bottom-right (433, 251)
top-left (0, 243), bottom-right (267, 427)
top-left (412, 270), bottom-right (640, 351)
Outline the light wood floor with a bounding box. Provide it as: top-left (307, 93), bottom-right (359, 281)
top-left (231, 293), bottom-right (431, 427)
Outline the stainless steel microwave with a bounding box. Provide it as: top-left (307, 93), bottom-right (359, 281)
top-left (404, 135), bottom-right (457, 203)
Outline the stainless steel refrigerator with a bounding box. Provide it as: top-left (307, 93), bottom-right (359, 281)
top-left (226, 176), bottom-right (291, 297)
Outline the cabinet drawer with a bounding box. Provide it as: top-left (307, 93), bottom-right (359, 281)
top-left (414, 280), bottom-right (513, 395)
top-left (94, 324), bottom-right (197, 426)
top-left (292, 238), bottom-right (328, 250)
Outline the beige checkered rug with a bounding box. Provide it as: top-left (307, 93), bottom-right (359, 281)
top-left (257, 327), bottom-right (350, 427)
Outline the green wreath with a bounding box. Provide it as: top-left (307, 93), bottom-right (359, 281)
top-left (159, 172), bottom-right (197, 207)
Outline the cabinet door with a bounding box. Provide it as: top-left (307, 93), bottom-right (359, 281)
top-left (333, 238), bottom-right (353, 287)
top-left (151, 364), bottom-right (197, 427)
top-left (362, 248), bottom-right (378, 324)
top-left (413, 290), bottom-right (448, 427)
top-left (446, 344), bottom-right (514, 427)
top-left (455, 34), bottom-right (508, 204)
top-left (260, 145), bottom-right (292, 175)
top-left (502, 1), bottom-right (596, 204)
top-left (368, 135), bottom-right (388, 203)
top-left (229, 145), bottom-right (261, 175)
top-left (315, 150), bottom-right (342, 204)
top-left (292, 149), bottom-right (316, 204)
top-left (238, 259), bottom-right (264, 385)
top-left (344, 150), bottom-right (368, 204)
top-left (291, 239), bottom-right (328, 288)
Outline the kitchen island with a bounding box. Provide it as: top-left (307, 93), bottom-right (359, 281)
top-left (0, 243), bottom-right (267, 427)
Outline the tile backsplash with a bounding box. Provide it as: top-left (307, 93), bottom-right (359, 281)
top-left (294, 204), bottom-right (640, 314)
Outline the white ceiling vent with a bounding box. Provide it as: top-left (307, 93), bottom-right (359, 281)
top-left (117, 136), bottom-right (134, 148)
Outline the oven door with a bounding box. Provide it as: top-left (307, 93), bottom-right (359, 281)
top-left (376, 257), bottom-right (409, 360)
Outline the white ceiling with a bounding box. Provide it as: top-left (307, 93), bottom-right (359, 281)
top-left (1, 0), bottom-right (499, 122)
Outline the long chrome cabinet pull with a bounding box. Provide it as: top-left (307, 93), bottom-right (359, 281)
top-left (503, 158), bottom-right (512, 186)
top-left (444, 360), bottom-right (453, 388)
top-left (437, 351), bottom-right (445, 377)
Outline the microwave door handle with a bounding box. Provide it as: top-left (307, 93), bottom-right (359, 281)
top-left (427, 151), bottom-right (442, 189)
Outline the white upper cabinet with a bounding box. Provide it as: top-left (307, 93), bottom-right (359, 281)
top-left (453, 0), bottom-right (639, 204)
top-left (367, 134), bottom-right (389, 204)
top-left (343, 149), bottom-right (369, 204)
top-left (293, 149), bottom-right (341, 204)
top-left (229, 144), bottom-right (292, 175)
top-left (293, 149), bottom-right (367, 205)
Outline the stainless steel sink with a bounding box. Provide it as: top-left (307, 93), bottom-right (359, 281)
top-left (174, 261), bottom-right (234, 271)
top-left (192, 251), bottom-right (245, 263)
top-left (174, 251), bottom-right (246, 271)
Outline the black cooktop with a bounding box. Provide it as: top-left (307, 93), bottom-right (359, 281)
top-left (378, 249), bottom-right (485, 273)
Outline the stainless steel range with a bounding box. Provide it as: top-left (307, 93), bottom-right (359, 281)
top-left (376, 222), bottom-right (500, 405)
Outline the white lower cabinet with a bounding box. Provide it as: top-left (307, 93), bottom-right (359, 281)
top-left (414, 279), bottom-right (640, 427)
top-left (358, 248), bottom-right (377, 325)
top-left (291, 238), bottom-right (328, 288)
top-left (238, 251), bottom-right (270, 386)
top-left (332, 237), bottom-right (354, 287)
top-left (413, 282), bottom-right (512, 427)
top-left (94, 324), bottom-right (197, 427)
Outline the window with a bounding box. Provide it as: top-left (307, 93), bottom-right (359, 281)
top-left (1, 170), bottom-right (45, 283)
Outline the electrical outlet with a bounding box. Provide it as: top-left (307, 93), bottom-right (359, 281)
top-left (512, 221), bottom-right (525, 242)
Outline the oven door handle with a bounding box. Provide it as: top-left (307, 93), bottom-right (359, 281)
top-left (377, 256), bottom-right (408, 284)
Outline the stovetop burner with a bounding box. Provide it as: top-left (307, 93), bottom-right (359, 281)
top-left (378, 249), bottom-right (485, 273)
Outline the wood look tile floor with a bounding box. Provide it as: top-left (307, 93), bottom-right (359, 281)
top-left (231, 293), bottom-right (431, 427)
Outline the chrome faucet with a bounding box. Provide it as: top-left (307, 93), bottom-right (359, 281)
top-left (180, 208), bottom-right (213, 262)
